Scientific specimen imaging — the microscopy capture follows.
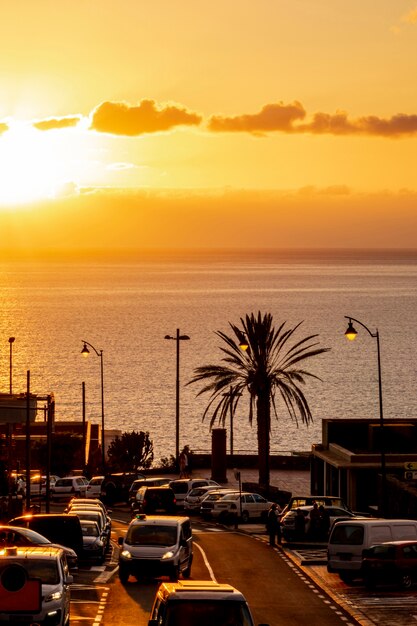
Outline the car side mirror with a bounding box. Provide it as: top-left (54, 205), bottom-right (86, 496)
top-left (65, 574), bottom-right (74, 585)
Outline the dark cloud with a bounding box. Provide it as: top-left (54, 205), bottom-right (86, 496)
top-left (208, 101), bottom-right (417, 137)
top-left (301, 111), bottom-right (417, 136)
top-left (0, 122), bottom-right (9, 135)
top-left (90, 99), bottom-right (202, 136)
top-left (208, 101), bottom-right (306, 135)
top-left (33, 116), bottom-right (81, 131)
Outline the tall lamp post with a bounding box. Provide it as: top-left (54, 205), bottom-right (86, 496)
top-left (81, 340), bottom-right (105, 470)
top-left (344, 316), bottom-right (386, 516)
top-left (164, 329), bottom-right (190, 463)
top-left (9, 337), bottom-right (15, 394)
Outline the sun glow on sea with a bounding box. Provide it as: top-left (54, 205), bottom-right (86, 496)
top-left (0, 124), bottom-right (81, 207)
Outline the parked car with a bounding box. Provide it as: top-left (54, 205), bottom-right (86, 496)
top-left (128, 476), bottom-right (171, 510)
top-left (184, 485), bottom-right (225, 513)
top-left (280, 495), bottom-right (352, 517)
top-left (101, 472), bottom-right (145, 505)
top-left (79, 519), bottom-right (107, 563)
top-left (86, 475), bottom-right (105, 498)
top-left (199, 489), bottom-right (240, 519)
top-left (9, 513), bottom-right (84, 559)
top-left (65, 497), bottom-right (110, 516)
top-left (211, 492), bottom-right (272, 523)
top-left (148, 580), bottom-right (268, 626)
top-left (51, 476), bottom-right (89, 500)
top-left (0, 546), bottom-right (72, 625)
top-left (169, 478), bottom-right (221, 508)
top-left (0, 524), bottom-right (78, 569)
top-left (280, 505), bottom-right (357, 542)
top-left (327, 518), bottom-right (417, 583)
top-left (362, 540), bottom-right (417, 589)
top-left (118, 514), bottom-right (193, 583)
top-left (133, 485), bottom-right (177, 516)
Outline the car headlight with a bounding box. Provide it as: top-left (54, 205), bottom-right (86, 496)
top-left (162, 550), bottom-right (175, 560)
top-left (45, 590), bottom-right (62, 602)
top-left (121, 550), bottom-right (132, 559)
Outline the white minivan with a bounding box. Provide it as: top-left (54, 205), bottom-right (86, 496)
top-left (327, 518), bottom-right (417, 583)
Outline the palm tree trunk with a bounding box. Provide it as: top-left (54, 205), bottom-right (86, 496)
top-left (256, 389), bottom-right (270, 492)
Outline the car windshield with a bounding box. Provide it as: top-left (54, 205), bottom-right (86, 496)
top-left (165, 600), bottom-right (253, 626)
top-left (0, 559), bottom-right (59, 585)
top-left (126, 525), bottom-right (177, 546)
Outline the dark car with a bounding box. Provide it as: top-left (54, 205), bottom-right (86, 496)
top-left (80, 519), bottom-right (107, 564)
top-left (9, 513), bottom-right (84, 559)
top-left (362, 540), bottom-right (417, 589)
top-left (101, 472), bottom-right (145, 505)
top-left (0, 524), bottom-right (78, 569)
top-left (133, 485), bottom-right (177, 516)
top-left (128, 477), bottom-right (171, 510)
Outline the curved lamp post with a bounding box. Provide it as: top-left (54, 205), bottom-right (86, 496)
top-left (81, 340), bottom-right (105, 470)
top-left (344, 316), bottom-right (386, 516)
top-left (164, 330), bottom-right (190, 463)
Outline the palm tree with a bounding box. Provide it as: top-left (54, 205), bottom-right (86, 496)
top-left (188, 311), bottom-right (329, 491)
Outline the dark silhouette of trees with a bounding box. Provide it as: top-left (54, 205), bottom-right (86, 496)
top-left (189, 311), bottom-right (329, 490)
top-left (106, 430), bottom-right (153, 472)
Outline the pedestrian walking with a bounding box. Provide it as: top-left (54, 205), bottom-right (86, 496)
top-left (179, 446), bottom-right (189, 478)
top-left (266, 503), bottom-right (282, 546)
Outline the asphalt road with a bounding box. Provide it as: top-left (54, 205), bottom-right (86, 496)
top-left (67, 513), bottom-right (360, 626)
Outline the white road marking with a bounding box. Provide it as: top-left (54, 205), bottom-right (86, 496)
top-left (193, 542), bottom-right (217, 582)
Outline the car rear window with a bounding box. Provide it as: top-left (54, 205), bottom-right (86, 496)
top-left (368, 545), bottom-right (396, 559)
top-left (329, 524), bottom-right (364, 545)
top-left (169, 482), bottom-right (189, 494)
top-left (165, 600), bottom-right (253, 626)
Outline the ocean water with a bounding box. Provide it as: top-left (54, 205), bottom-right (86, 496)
top-left (0, 249), bottom-right (416, 464)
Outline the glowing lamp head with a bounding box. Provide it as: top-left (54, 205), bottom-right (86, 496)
top-left (81, 343), bottom-right (90, 357)
top-left (345, 319), bottom-right (358, 341)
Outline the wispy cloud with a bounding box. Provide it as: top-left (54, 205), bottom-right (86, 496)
top-left (208, 102), bottom-right (417, 137)
top-left (32, 116), bottom-right (82, 131)
top-left (89, 99), bottom-right (202, 136)
top-left (403, 5), bottom-right (417, 23)
top-left (208, 101), bottom-right (306, 135)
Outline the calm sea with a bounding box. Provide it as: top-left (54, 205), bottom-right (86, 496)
top-left (0, 249), bottom-right (416, 464)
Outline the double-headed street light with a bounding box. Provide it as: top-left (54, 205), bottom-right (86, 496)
top-left (344, 316), bottom-right (386, 516)
top-left (164, 330), bottom-right (190, 463)
top-left (9, 337), bottom-right (15, 394)
top-left (81, 340), bottom-right (105, 470)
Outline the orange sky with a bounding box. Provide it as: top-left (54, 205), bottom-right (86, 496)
top-left (1, 1), bottom-right (417, 252)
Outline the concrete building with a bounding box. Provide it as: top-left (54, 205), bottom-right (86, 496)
top-left (311, 418), bottom-right (417, 514)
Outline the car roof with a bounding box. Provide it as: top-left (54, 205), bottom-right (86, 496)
top-left (156, 580), bottom-right (247, 602)
top-left (0, 545), bottom-right (63, 560)
top-left (129, 515), bottom-right (188, 527)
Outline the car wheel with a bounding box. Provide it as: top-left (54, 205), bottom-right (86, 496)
top-left (241, 510), bottom-right (249, 523)
top-left (169, 566), bottom-right (180, 581)
top-left (364, 575), bottom-right (376, 590)
top-left (339, 572), bottom-right (354, 585)
top-left (119, 566), bottom-right (129, 584)
top-left (400, 574), bottom-right (413, 589)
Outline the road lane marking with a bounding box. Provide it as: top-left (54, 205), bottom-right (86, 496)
top-left (194, 542), bottom-right (217, 582)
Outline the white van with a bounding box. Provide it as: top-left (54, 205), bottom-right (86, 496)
top-left (118, 514), bottom-right (193, 583)
top-left (327, 518), bottom-right (417, 583)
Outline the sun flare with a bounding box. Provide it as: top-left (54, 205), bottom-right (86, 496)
top-left (0, 124), bottom-right (80, 207)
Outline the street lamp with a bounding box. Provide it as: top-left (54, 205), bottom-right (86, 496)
top-left (8, 337), bottom-right (15, 394)
top-left (344, 316), bottom-right (386, 516)
top-left (164, 329), bottom-right (190, 463)
top-left (81, 340), bottom-right (105, 470)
